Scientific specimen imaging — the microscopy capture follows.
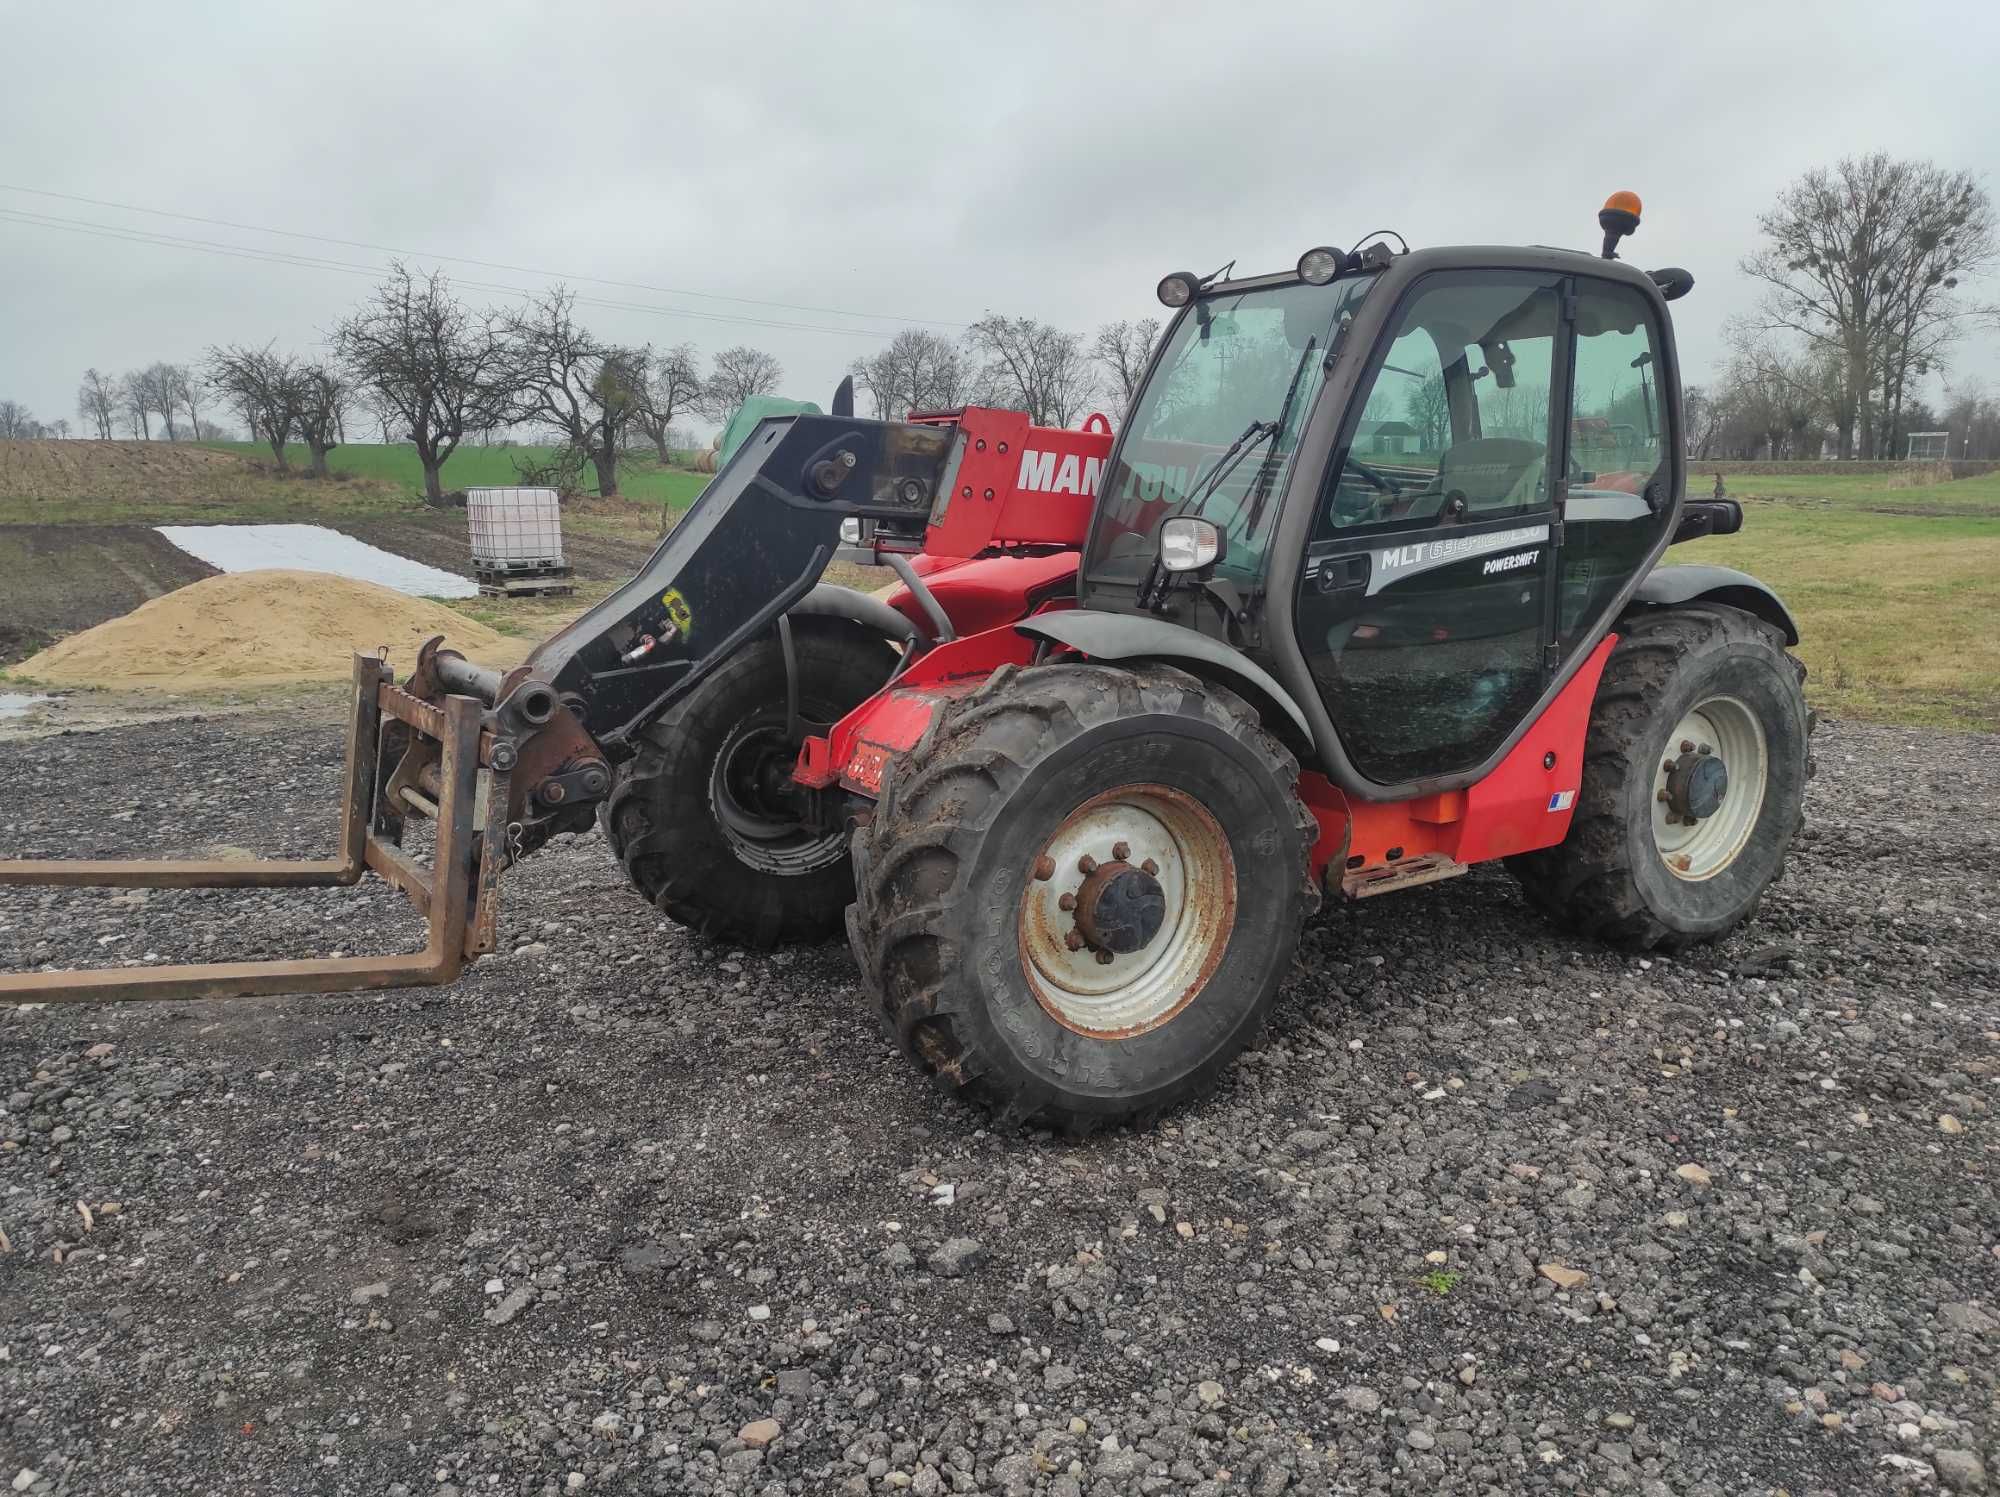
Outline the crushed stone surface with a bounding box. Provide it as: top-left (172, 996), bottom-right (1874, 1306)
top-left (1, 705), bottom-right (1995, 1496)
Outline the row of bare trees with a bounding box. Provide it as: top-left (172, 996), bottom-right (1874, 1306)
top-left (73, 364), bottom-right (224, 443)
top-left (331, 264), bottom-right (789, 502)
top-left (49, 265), bottom-right (793, 503)
top-left (844, 317), bottom-right (1160, 429)
top-left (0, 400), bottom-right (69, 439)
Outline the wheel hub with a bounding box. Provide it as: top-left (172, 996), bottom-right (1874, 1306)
top-left (1664, 748), bottom-right (1728, 821)
top-left (1017, 785), bottom-right (1237, 1037)
top-left (1652, 697), bottom-right (1768, 882)
top-left (1073, 861), bottom-right (1167, 955)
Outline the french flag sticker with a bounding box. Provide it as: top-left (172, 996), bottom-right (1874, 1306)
top-left (1547, 790), bottom-right (1576, 813)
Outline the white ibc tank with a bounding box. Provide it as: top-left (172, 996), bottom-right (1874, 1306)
top-left (467, 488), bottom-right (566, 569)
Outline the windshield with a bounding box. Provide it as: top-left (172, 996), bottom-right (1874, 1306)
top-left (1084, 274), bottom-right (1377, 585)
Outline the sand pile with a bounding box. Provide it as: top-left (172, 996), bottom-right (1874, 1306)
top-left (15, 570), bottom-right (529, 690)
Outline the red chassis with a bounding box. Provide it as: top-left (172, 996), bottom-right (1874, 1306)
top-left (792, 405), bottom-right (1613, 896)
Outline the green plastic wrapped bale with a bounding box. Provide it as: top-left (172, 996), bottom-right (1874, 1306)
top-left (717, 395), bottom-right (823, 466)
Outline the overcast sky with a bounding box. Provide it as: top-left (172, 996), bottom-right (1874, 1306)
top-left (4, 0), bottom-right (1997, 437)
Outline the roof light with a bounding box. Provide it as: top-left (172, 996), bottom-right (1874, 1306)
top-left (1156, 272), bottom-right (1199, 308)
top-left (1297, 246), bottom-right (1346, 284)
top-left (1598, 191), bottom-right (1643, 259)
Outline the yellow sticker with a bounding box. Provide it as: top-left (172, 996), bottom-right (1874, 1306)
top-left (660, 588), bottom-right (694, 640)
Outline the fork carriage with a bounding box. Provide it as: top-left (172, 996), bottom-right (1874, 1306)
top-left (0, 650), bottom-right (506, 1002)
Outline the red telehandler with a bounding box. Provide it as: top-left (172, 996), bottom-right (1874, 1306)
top-left (3, 195), bottom-right (1811, 1131)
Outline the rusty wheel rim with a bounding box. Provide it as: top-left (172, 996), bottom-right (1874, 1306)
top-left (1018, 784), bottom-right (1236, 1038)
top-left (1653, 695), bottom-right (1766, 882)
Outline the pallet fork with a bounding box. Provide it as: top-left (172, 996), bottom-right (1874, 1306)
top-left (0, 653), bottom-right (510, 1002)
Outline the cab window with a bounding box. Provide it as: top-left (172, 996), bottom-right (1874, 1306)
top-left (1557, 279), bottom-right (1673, 645)
top-left (1319, 272), bottom-right (1560, 534)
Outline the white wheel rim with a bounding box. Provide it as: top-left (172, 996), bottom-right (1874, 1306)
top-left (1018, 784), bottom-right (1236, 1038)
top-left (1653, 695), bottom-right (1767, 881)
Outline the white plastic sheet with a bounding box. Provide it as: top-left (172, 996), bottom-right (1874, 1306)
top-left (155, 524), bottom-right (477, 599)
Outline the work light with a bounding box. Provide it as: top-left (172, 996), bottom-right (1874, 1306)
top-left (1159, 517), bottom-right (1223, 572)
top-left (1297, 246), bottom-right (1346, 284)
top-left (1156, 272), bottom-right (1199, 308)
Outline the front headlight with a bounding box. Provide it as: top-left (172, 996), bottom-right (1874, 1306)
top-left (1159, 517), bottom-right (1223, 572)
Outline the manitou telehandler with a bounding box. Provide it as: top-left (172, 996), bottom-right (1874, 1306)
top-left (3, 195), bottom-right (1811, 1131)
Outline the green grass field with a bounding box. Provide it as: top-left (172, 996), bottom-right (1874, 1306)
top-left (1699, 465), bottom-right (2000, 516)
top-left (203, 441), bottom-right (711, 508)
top-left (1685, 472), bottom-right (2000, 731)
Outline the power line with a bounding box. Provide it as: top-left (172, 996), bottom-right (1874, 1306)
top-left (0, 182), bottom-right (967, 330)
top-left (0, 209), bottom-right (909, 343)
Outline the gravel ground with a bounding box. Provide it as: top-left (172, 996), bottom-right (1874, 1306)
top-left (2, 704), bottom-right (1995, 1497)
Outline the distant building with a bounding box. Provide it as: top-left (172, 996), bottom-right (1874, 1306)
top-left (1357, 419), bottom-right (1418, 454)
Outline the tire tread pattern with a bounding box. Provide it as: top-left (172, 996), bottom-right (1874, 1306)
top-left (848, 661), bottom-right (1319, 1133)
top-left (1509, 605), bottom-right (1814, 952)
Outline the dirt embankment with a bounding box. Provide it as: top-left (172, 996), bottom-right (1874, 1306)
top-left (0, 524), bottom-right (215, 666)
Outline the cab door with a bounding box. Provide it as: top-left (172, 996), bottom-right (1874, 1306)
top-left (1294, 271), bottom-right (1566, 787)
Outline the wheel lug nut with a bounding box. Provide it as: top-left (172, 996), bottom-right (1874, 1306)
top-left (1140, 858), bottom-right (1158, 876)
top-left (1697, 743), bottom-right (1712, 756)
top-left (1094, 949), bottom-right (1114, 965)
top-left (1032, 855), bottom-right (1055, 881)
top-left (1663, 762), bottom-right (1676, 775)
top-left (1656, 789), bottom-right (1671, 803)
top-left (1680, 739), bottom-right (1695, 754)
top-left (1058, 892), bottom-right (1077, 911)
top-left (1064, 930), bottom-right (1085, 951)
top-left (1111, 841), bottom-right (1131, 861)
top-left (1077, 854), bottom-right (1097, 875)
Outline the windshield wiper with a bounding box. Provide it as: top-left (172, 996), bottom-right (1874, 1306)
top-left (1138, 418), bottom-right (1275, 608)
top-left (1242, 335), bottom-right (1318, 535)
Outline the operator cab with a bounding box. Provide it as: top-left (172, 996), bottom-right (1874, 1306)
top-left (1080, 196), bottom-right (1689, 797)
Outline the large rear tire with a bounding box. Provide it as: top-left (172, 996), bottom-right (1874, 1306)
top-left (1509, 604), bottom-right (1812, 951)
top-left (600, 622), bottom-right (894, 947)
top-left (848, 662), bottom-right (1319, 1133)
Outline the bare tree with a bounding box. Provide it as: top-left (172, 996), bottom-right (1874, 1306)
top-left (289, 362), bottom-right (350, 477)
top-left (848, 328), bottom-right (971, 419)
top-left (501, 286), bottom-right (644, 498)
top-left (117, 372), bottom-right (151, 439)
top-left (1742, 155), bottom-right (1996, 457)
top-left (206, 344), bottom-right (300, 470)
top-left (332, 263), bottom-right (514, 505)
top-left (1682, 384), bottom-right (1725, 460)
top-left (631, 342), bottom-right (703, 461)
top-left (698, 345), bottom-right (782, 420)
top-left (966, 315), bottom-right (1099, 427)
top-left (179, 367), bottom-right (204, 445)
top-left (1404, 373), bottom-right (1450, 452)
top-left (0, 400), bottom-right (44, 439)
top-left (76, 369), bottom-right (118, 440)
top-left (135, 362), bottom-right (193, 441)
top-left (1091, 319), bottom-right (1160, 409)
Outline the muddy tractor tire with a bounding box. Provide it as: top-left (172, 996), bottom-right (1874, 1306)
top-left (848, 661), bottom-right (1320, 1133)
top-left (601, 621), bottom-right (895, 947)
top-left (1509, 604), bottom-right (1813, 951)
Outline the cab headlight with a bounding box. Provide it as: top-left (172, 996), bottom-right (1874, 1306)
top-left (1159, 517), bottom-right (1223, 572)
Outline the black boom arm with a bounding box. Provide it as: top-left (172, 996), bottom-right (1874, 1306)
top-left (522, 414), bottom-right (957, 750)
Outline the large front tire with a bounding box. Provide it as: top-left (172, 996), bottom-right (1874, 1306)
top-left (848, 662), bottom-right (1319, 1133)
top-left (601, 622), bottom-right (894, 947)
top-left (1509, 604), bottom-right (1812, 950)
